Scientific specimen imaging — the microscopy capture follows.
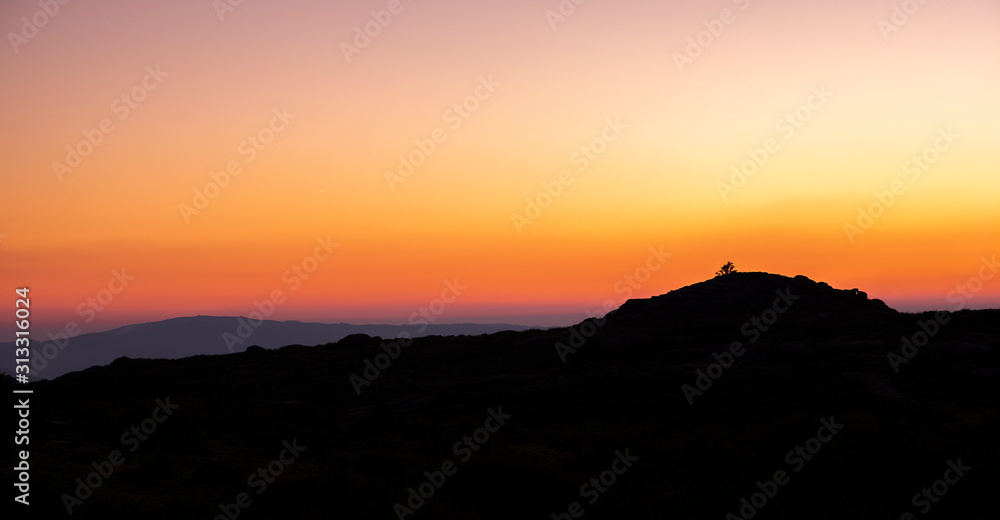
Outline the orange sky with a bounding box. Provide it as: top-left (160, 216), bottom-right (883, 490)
top-left (1, 0), bottom-right (998, 338)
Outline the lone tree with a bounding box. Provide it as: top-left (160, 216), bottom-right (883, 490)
top-left (716, 262), bottom-right (737, 276)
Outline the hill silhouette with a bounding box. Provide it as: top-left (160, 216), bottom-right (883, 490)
top-left (13, 273), bottom-right (1000, 519)
top-left (0, 318), bottom-right (538, 380)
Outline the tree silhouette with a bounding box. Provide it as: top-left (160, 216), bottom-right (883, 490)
top-left (716, 262), bottom-right (737, 276)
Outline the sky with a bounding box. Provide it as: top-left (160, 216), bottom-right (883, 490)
top-left (1, 0), bottom-right (999, 340)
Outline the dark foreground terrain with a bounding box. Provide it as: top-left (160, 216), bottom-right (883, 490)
top-left (10, 273), bottom-right (1000, 519)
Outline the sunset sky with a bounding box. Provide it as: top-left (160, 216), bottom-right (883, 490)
top-left (2, 0), bottom-right (998, 340)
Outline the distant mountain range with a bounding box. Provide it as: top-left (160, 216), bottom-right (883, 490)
top-left (1, 317), bottom-right (539, 380)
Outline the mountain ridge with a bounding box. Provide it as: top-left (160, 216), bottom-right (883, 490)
top-left (2, 317), bottom-right (541, 380)
top-left (10, 271), bottom-right (1000, 518)
top-left (6, 272), bottom-right (994, 381)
